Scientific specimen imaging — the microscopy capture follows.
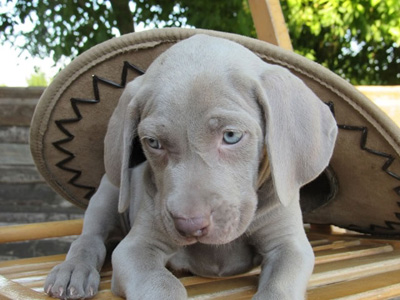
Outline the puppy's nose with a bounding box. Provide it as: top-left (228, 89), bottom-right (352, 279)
top-left (173, 216), bottom-right (210, 238)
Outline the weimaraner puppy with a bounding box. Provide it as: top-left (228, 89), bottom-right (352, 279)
top-left (45, 34), bottom-right (337, 299)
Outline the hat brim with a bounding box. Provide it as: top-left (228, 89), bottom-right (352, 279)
top-left (30, 28), bottom-right (400, 236)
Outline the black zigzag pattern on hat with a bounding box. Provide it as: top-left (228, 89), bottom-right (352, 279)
top-left (340, 125), bottom-right (400, 233)
top-left (327, 101), bottom-right (400, 234)
top-left (53, 62), bottom-right (145, 200)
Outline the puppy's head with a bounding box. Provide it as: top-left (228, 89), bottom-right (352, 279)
top-left (104, 35), bottom-right (337, 245)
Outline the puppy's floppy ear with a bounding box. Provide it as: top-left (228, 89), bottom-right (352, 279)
top-left (104, 78), bottom-right (143, 213)
top-left (256, 65), bottom-right (337, 206)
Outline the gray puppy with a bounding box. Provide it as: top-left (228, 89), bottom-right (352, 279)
top-left (45, 34), bottom-right (337, 300)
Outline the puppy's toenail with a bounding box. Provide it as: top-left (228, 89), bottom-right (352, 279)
top-left (69, 286), bottom-right (76, 295)
top-left (46, 284), bottom-right (52, 294)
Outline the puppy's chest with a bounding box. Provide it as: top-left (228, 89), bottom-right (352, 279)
top-left (168, 240), bottom-right (261, 278)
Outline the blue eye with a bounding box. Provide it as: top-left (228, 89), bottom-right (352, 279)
top-left (223, 131), bottom-right (243, 144)
top-left (145, 137), bottom-right (162, 149)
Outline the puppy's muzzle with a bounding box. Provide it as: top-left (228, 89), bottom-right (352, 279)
top-left (172, 215), bottom-right (211, 238)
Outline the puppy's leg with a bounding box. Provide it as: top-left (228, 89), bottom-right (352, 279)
top-left (111, 219), bottom-right (186, 300)
top-left (45, 175), bottom-right (121, 299)
top-left (251, 203), bottom-right (314, 300)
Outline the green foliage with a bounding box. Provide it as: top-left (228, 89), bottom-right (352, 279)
top-left (134, 0), bottom-right (255, 37)
top-left (25, 67), bottom-right (48, 86)
top-left (0, 0), bottom-right (123, 62)
top-left (0, 0), bottom-right (253, 62)
top-left (1, 0), bottom-right (399, 84)
top-left (281, 0), bottom-right (400, 85)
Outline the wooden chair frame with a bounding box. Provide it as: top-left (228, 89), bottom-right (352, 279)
top-left (2, 221), bottom-right (400, 299)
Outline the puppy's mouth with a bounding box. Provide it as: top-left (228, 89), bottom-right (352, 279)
top-left (175, 231), bottom-right (226, 246)
top-left (166, 229), bottom-right (203, 246)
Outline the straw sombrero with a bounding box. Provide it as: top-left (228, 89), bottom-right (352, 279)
top-left (30, 28), bottom-right (400, 236)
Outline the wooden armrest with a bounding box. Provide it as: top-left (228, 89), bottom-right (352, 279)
top-left (0, 219), bottom-right (83, 244)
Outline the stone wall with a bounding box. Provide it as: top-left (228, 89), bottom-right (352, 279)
top-left (0, 87), bottom-right (84, 260)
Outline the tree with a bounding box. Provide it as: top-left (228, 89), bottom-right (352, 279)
top-left (0, 0), bottom-right (133, 62)
top-left (0, 0), bottom-right (254, 62)
top-left (26, 67), bottom-right (49, 86)
top-left (281, 0), bottom-right (400, 85)
top-left (1, 0), bottom-right (399, 84)
top-left (134, 0), bottom-right (254, 37)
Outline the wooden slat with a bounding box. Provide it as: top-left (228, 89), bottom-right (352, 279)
top-left (312, 239), bottom-right (361, 252)
top-left (209, 290), bottom-right (254, 300)
top-left (307, 269), bottom-right (400, 300)
top-left (0, 275), bottom-right (52, 300)
top-left (0, 219), bottom-right (83, 243)
top-left (309, 239), bottom-right (330, 247)
top-left (248, 0), bottom-right (293, 50)
top-left (0, 254), bottom-right (65, 269)
top-left (308, 232), bottom-right (400, 250)
top-left (5, 269), bottom-right (51, 281)
top-left (90, 290), bottom-right (123, 300)
top-left (187, 276), bottom-right (258, 299)
top-left (310, 250), bottom-right (400, 288)
top-left (315, 244), bottom-right (394, 264)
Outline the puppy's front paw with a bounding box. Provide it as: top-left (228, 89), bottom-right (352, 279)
top-left (44, 260), bottom-right (100, 299)
top-left (112, 269), bottom-right (187, 300)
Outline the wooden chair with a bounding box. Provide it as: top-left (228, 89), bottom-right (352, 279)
top-left (1, 1), bottom-right (400, 299)
top-left (2, 221), bottom-right (400, 299)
